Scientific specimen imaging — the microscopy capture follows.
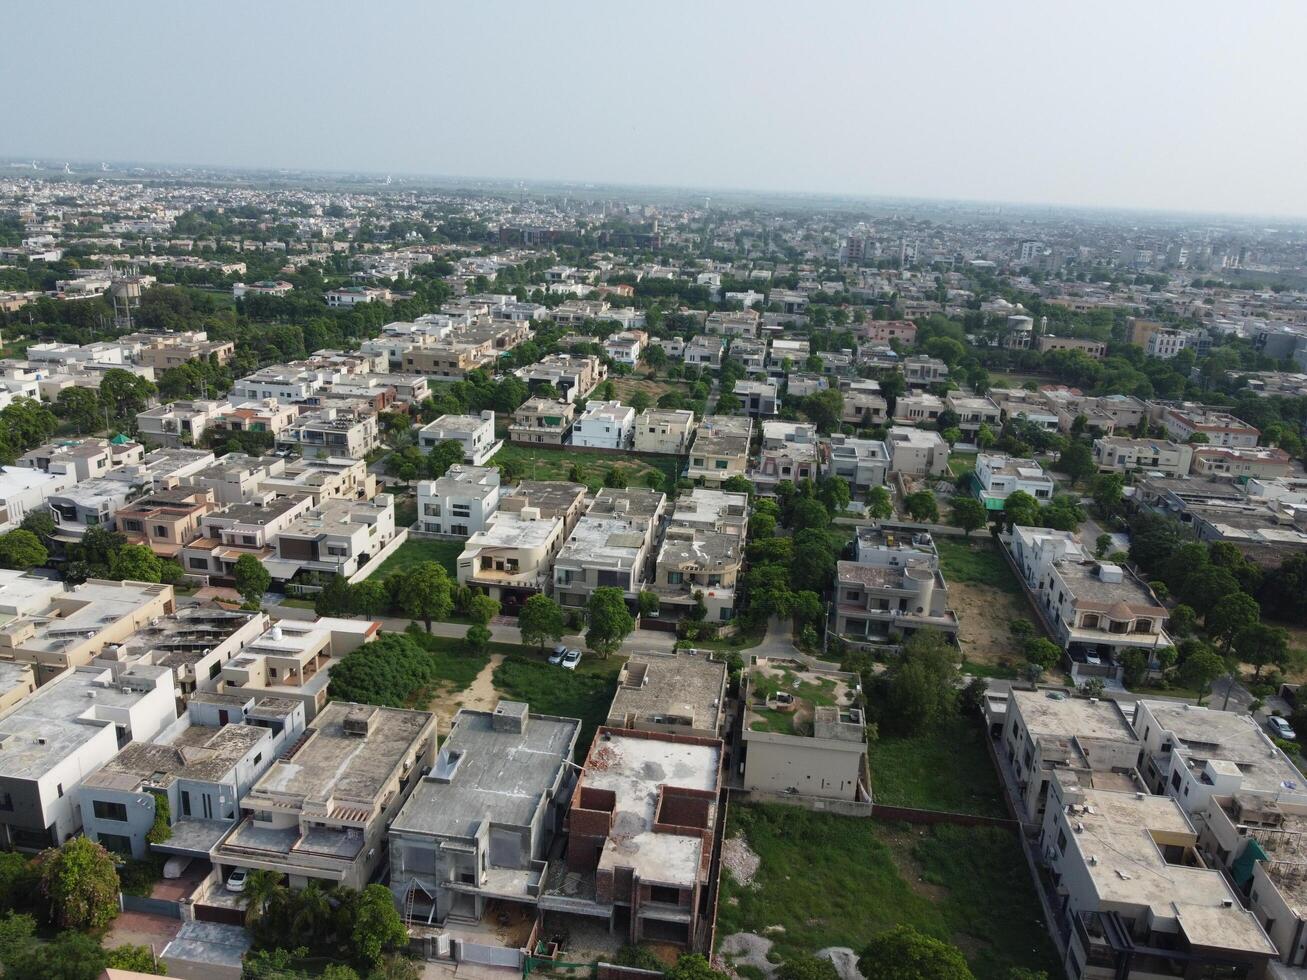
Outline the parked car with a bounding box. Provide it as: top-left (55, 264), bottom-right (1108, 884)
top-left (1269, 716), bottom-right (1297, 741)
top-left (226, 867), bottom-right (249, 893)
top-left (561, 649), bottom-right (582, 670)
top-left (548, 645), bottom-right (567, 666)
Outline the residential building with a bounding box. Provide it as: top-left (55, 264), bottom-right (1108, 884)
top-left (258, 456), bottom-right (377, 505)
top-left (457, 482), bottom-right (586, 607)
top-left (833, 524), bottom-right (958, 642)
top-left (1145, 327), bottom-right (1191, 359)
top-left (180, 495), bottom-right (315, 581)
top-left (115, 605), bottom-right (269, 699)
top-left (230, 368), bottom-right (321, 404)
top-left (388, 701), bottom-right (580, 925)
top-left (1008, 527), bottom-right (1171, 680)
top-left (857, 320), bottom-right (917, 346)
top-left (728, 337), bottom-right (767, 374)
top-left (766, 338), bottom-right (809, 375)
top-left (219, 618), bottom-right (377, 720)
top-left (115, 487), bottom-right (218, 557)
top-left (510, 398), bottom-right (576, 446)
top-left (605, 651), bottom-right (728, 740)
top-left (650, 488), bottom-right (747, 623)
top-left (416, 466), bottom-right (501, 537)
top-left (1092, 436), bottom-right (1194, 477)
top-left (1191, 445), bottom-right (1293, 481)
top-left (137, 400), bottom-right (230, 448)
top-left (945, 393), bottom-right (1001, 440)
top-left (603, 331), bottom-right (646, 367)
top-left (824, 434), bottom-right (889, 495)
top-left (686, 416), bottom-right (753, 486)
top-left (1160, 405), bottom-right (1260, 447)
top-left (542, 727), bottom-right (722, 950)
top-left (1133, 700), bottom-right (1307, 816)
top-left (79, 694), bottom-right (304, 860)
top-left (47, 477), bottom-right (143, 541)
top-left (179, 454), bottom-right (286, 505)
top-left (271, 494), bottom-right (396, 582)
top-left (1035, 335), bottom-right (1107, 358)
top-left (740, 658), bottom-right (869, 803)
top-left (0, 663), bottom-right (34, 715)
top-left (212, 702), bottom-right (436, 890)
top-left (1039, 771), bottom-right (1276, 980)
top-left (18, 436), bottom-right (145, 483)
top-left (973, 453), bottom-right (1055, 510)
top-left (633, 409), bottom-right (695, 455)
top-left (325, 285), bottom-right (393, 307)
top-left (999, 688), bottom-right (1140, 823)
top-left (516, 354), bottom-right (605, 402)
top-left (751, 421), bottom-right (819, 492)
top-left (0, 663), bottom-right (177, 849)
top-left (886, 426), bottom-right (950, 478)
top-left (0, 465), bottom-right (73, 532)
top-left (211, 399), bottom-right (300, 439)
top-left (571, 400), bottom-right (635, 451)
top-left (417, 411), bottom-right (500, 465)
top-left (232, 280), bottom-right (293, 299)
top-left (552, 488), bottom-right (666, 608)
top-left (704, 309), bottom-right (760, 337)
top-left (732, 380), bottom-right (780, 417)
top-left (893, 391), bottom-right (945, 425)
top-left (684, 335), bottom-right (724, 371)
top-left (901, 355), bottom-right (948, 387)
top-left (276, 408), bottom-right (381, 461)
top-left (840, 379), bottom-right (888, 428)
top-left (0, 576), bottom-right (176, 685)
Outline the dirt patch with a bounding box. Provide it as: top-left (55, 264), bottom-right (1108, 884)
top-left (722, 834), bottom-right (762, 887)
top-left (719, 933), bottom-right (778, 979)
top-left (949, 580), bottom-right (1027, 667)
top-left (426, 653), bottom-right (503, 733)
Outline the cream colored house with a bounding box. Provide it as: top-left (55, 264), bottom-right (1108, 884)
top-left (633, 408), bottom-right (695, 455)
top-left (686, 415), bottom-right (753, 486)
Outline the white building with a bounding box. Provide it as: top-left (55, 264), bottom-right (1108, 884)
top-left (416, 466), bottom-right (501, 537)
top-left (571, 400), bottom-right (635, 450)
top-left (974, 453), bottom-right (1055, 509)
top-left (417, 411), bottom-right (501, 465)
top-left (0, 465), bottom-right (73, 532)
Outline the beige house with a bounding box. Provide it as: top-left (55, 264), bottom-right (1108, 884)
top-left (509, 398), bottom-right (576, 446)
top-left (886, 426), bottom-right (950, 477)
top-left (606, 650), bottom-right (728, 739)
top-left (211, 701), bottom-right (436, 891)
top-left (650, 489), bottom-right (748, 623)
top-left (552, 488), bottom-right (666, 609)
top-left (275, 408), bottom-right (381, 461)
top-left (633, 408), bottom-right (695, 455)
top-left (740, 657), bottom-right (869, 803)
top-left (1092, 436), bottom-right (1194, 477)
top-left (1192, 445), bottom-right (1293, 480)
top-left (0, 662), bottom-right (35, 715)
top-left (115, 487), bottom-right (218, 557)
top-left (686, 415), bottom-right (753, 486)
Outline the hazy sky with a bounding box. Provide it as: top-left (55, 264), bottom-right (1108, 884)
top-left (5, 1), bottom-right (1307, 216)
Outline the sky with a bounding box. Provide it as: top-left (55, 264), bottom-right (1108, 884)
top-left (4, 0), bottom-right (1307, 217)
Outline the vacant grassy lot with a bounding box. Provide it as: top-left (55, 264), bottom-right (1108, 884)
top-left (610, 376), bottom-right (694, 404)
top-left (947, 453), bottom-right (978, 477)
top-left (867, 714), bottom-right (1008, 817)
top-left (369, 537), bottom-right (464, 578)
top-left (717, 805), bottom-right (1057, 980)
top-left (489, 442), bottom-right (679, 492)
top-left (492, 653), bottom-right (625, 754)
top-left (936, 538), bottom-right (1020, 593)
top-left (938, 538), bottom-right (1030, 669)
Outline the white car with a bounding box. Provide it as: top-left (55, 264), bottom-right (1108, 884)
top-left (561, 649), bottom-right (582, 670)
top-left (226, 868), bottom-right (249, 893)
top-left (1269, 716), bottom-right (1297, 741)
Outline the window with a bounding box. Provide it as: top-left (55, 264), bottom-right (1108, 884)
top-left (181, 791), bottom-right (191, 817)
top-left (1171, 770), bottom-right (1182, 791)
top-left (189, 557), bottom-right (208, 570)
top-left (1057, 829), bottom-right (1067, 854)
top-left (56, 783), bottom-right (63, 798)
top-left (93, 800), bottom-right (128, 822)
top-left (209, 661), bottom-right (221, 680)
top-left (98, 833), bottom-right (131, 855)
top-left (123, 519), bottom-right (143, 532)
top-left (715, 459), bottom-right (728, 470)
top-left (0, 793), bottom-right (11, 812)
top-left (153, 525), bottom-right (167, 537)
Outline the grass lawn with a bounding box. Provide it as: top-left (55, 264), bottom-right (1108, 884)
top-left (960, 658), bottom-right (1020, 680)
top-left (492, 653), bottom-right (625, 755)
top-left (717, 805), bottom-right (1058, 980)
top-left (489, 442), bottom-right (679, 492)
top-left (937, 538), bottom-right (1021, 594)
top-left (683, 626), bottom-right (766, 652)
top-left (866, 714), bottom-right (1008, 817)
top-left (947, 453), bottom-right (978, 477)
top-left (369, 538), bottom-right (464, 578)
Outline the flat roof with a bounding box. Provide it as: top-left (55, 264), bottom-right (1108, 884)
top-left (390, 704), bottom-right (579, 839)
top-left (84, 722), bottom-right (267, 788)
top-left (608, 652), bottom-right (727, 732)
top-left (1010, 689), bottom-right (1137, 743)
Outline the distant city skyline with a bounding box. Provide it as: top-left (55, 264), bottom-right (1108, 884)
top-left (5, 0), bottom-right (1306, 218)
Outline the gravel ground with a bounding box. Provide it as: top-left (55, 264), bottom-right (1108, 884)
top-left (816, 947), bottom-right (865, 980)
top-left (721, 834), bottom-right (761, 887)
top-left (718, 933), bottom-right (777, 979)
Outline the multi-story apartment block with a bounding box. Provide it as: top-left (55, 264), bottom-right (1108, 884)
top-left (834, 524), bottom-right (958, 642)
top-left (740, 658), bottom-right (869, 803)
top-left (633, 408), bottom-right (695, 455)
top-left (1008, 527), bottom-right (1171, 679)
top-left (417, 411), bottom-right (500, 465)
top-left (273, 494), bottom-right (397, 581)
top-left (276, 408), bottom-right (381, 461)
top-left (974, 453), bottom-right (1056, 509)
top-left (824, 434), bottom-right (889, 495)
top-left (1092, 436), bottom-right (1194, 477)
top-left (516, 354), bottom-right (605, 402)
top-left (1191, 445), bottom-right (1293, 480)
top-left (115, 487), bottom-right (218, 557)
top-left (553, 488), bottom-right (666, 609)
top-left (751, 421), bottom-right (819, 492)
top-left (901, 354), bottom-right (949, 387)
top-left (136, 399), bottom-right (231, 448)
top-left (1145, 327), bottom-right (1191, 359)
top-left (571, 400), bottom-right (635, 450)
top-left (79, 693), bottom-right (305, 860)
top-left (416, 466), bottom-right (501, 537)
top-left (732, 380), bottom-right (780, 417)
top-left (686, 415), bottom-right (753, 486)
top-left (886, 426), bottom-right (950, 478)
top-left (0, 663), bottom-right (178, 849)
top-left (212, 701), bottom-right (436, 890)
top-left (457, 482), bottom-right (586, 607)
top-left (389, 701), bottom-right (580, 926)
top-left (542, 727), bottom-right (722, 950)
top-left (684, 335), bottom-right (724, 371)
top-left (510, 398), bottom-right (576, 446)
top-left (1160, 405), bottom-right (1260, 447)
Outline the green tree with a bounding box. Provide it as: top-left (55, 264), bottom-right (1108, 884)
top-left (1094, 533), bottom-right (1113, 559)
top-left (350, 579), bottom-right (390, 618)
top-left (105, 944), bottom-right (166, 974)
top-left (234, 553), bottom-right (271, 605)
top-left (1056, 440), bottom-right (1096, 485)
top-left (397, 562), bottom-right (453, 632)
top-left (99, 368), bottom-right (157, 426)
top-left (777, 955), bottom-right (840, 980)
top-left (603, 467), bottom-right (629, 489)
top-left (1206, 592), bottom-right (1260, 654)
top-left (352, 884), bottom-right (408, 967)
top-left (1024, 637), bottom-right (1062, 671)
top-left (586, 587), bottom-right (635, 659)
top-left (1234, 623), bottom-right (1291, 681)
top-left (0, 911), bottom-right (35, 963)
top-left (949, 497), bottom-right (986, 537)
top-left (975, 423), bottom-right (996, 450)
top-left (54, 387), bottom-right (103, 435)
top-left (940, 426), bottom-right (962, 447)
top-left (466, 594), bottom-right (500, 626)
top-left (3, 928), bottom-right (108, 980)
top-left (666, 954), bottom-right (731, 980)
top-left (879, 630), bottom-right (961, 735)
top-left (858, 925), bottom-right (975, 980)
top-left (464, 623), bottom-right (492, 656)
top-left (903, 490), bottom-right (938, 523)
top-left (0, 530), bottom-right (46, 570)
top-left (518, 594), bottom-right (565, 652)
top-left (1091, 473), bottom-right (1125, 516)
top-left (866, 485), bottom-right (893, 519)
top-left (0, 853), bottom-right (36, 913)
top-left (1168, 604), bottom-right (1197, 637)
top-left (1119, 648), bottom-right (1150, 687)
top-left (36, 837), bottom-right (120, 930)
top-left (1002, 490), bottom-right (1040, 529)
top-left (1179, 648), bottom-right (1226, 705)
top-left (240, 868), bottom-right (288, 931)
top-left (638, 590), bottom-right (660, 618)
top-left (18, 510), bottom-right (55, 546)
top-left (804, 388), bottom-right (845, 433)
top-left (425, 440), bottom-right (465, 480)
top-left (109, 542), bottom-right (163, 583)
top-left (791, 497), bottom-right (831, 531)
